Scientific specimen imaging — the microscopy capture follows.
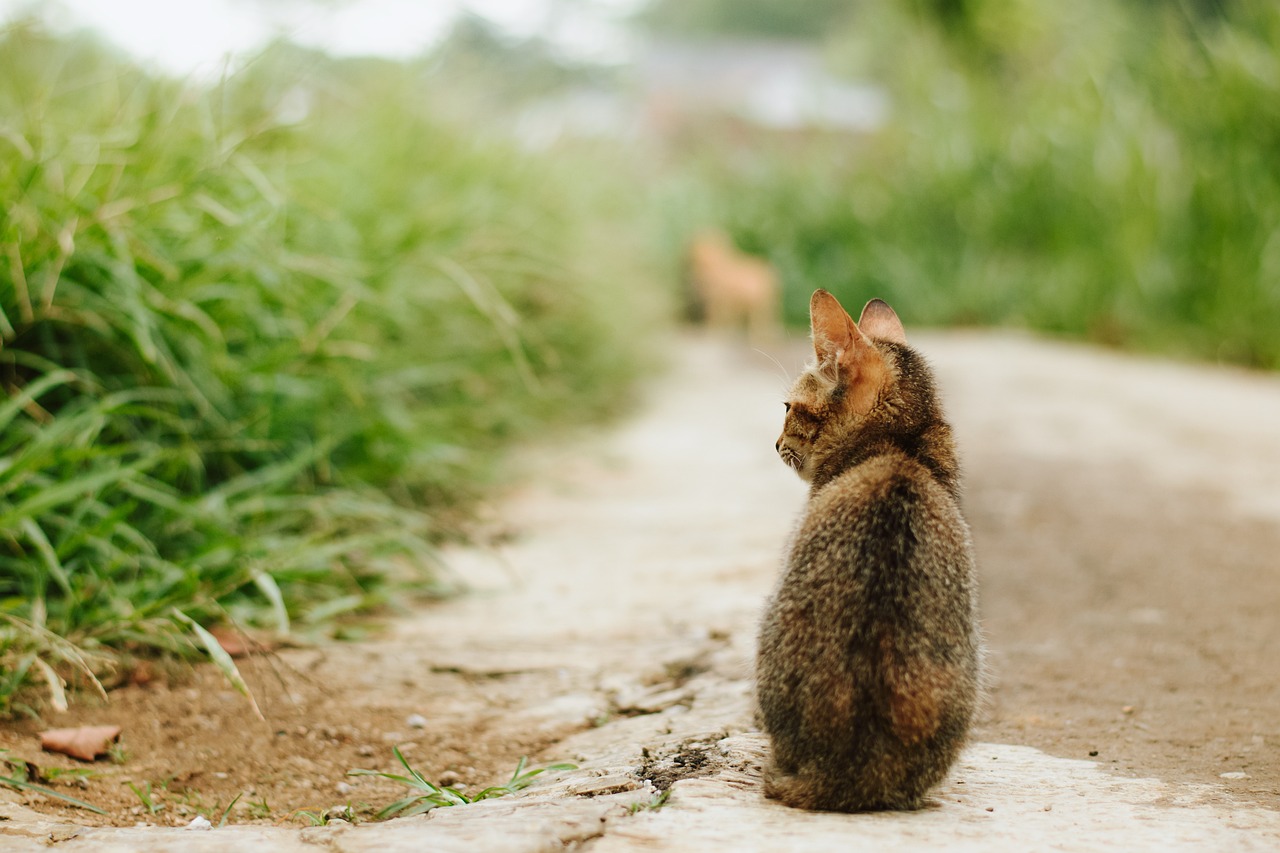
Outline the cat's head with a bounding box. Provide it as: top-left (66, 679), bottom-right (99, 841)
top-left (775, 290), bottom-right (914, 482)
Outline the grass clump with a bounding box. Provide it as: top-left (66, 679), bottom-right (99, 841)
top-left (349, 748), bottom-right (576, 820)
top-left (0, 25), bottom-right (663, 713)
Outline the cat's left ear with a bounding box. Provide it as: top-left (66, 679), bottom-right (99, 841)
top-left (858, 299), bottom-right (908, 344)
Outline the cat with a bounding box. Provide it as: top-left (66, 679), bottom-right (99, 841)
top-left (685, 229), bottom-right (780, 344)
top-left (756, 289), bottom-right (983, 812)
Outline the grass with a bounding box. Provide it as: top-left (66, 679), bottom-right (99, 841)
top-left (125, 780), bottom-right (164, 816)
top-left (0, 750), bottom-right (107, 814)
top-left (0, 24), bottom-right (666, 713)
top-left (349, 748), bottom-right (577, 820)
top-left (10, 0), bottom-right (1270, 720)
top-left (666, 0), bottom-right (1280, 369)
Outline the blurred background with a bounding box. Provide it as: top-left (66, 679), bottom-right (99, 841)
top-left (1, 0), bottom-right (1277, 706)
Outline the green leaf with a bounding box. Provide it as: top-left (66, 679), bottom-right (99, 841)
top-left (172, 610), bottom-right (264, 721)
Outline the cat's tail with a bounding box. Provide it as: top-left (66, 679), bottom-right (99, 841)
top-left (763, 762), bottom-right (927, 813)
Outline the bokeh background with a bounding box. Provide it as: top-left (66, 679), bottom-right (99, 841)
top-left (1, 0), bottom-right (1276, 709)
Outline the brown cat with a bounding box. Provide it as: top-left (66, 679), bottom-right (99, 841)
top-left (756, 289), bottom-right (982, 812)
top-left (686, 229), bottom-right (780, 344)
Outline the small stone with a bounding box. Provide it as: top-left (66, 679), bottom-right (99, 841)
top-left (1220, 771), bottom-right (1249, 780)
top-left (357, 744), bottom-right (376, 756)
top-left (336, 781), bottom-right (355, 795)
top-left (1043, 804), bottom-right (1053, 812)
top-left (1088, 750), bottom-right (1099, 757)
top-left (185, 816), bottom-right (212, 831)
top-left (406, 714), bottom-right (428, 729)
top-left (438, 770), bottom-right (460, 787)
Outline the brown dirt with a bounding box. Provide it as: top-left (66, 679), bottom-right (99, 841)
top-left (2, 331), bottom-right (1278, 830)
top-left (0, 640), bottom-right (589, 827)
top-left (970, 455), bottom-right (1280, 805)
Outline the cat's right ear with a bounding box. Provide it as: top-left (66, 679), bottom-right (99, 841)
top-left (810, 289), bottom-right (856, 376)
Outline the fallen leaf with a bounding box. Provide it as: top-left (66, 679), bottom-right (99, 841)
top-left (208, 625), bottom-right (276, 658)
top-left (40, 726), bottom-right (122, 762)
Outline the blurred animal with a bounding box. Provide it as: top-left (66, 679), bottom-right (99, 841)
top-left (757, 289), bottom-right (983, 812)
top-left (685, 229), bottom-right (780, 343)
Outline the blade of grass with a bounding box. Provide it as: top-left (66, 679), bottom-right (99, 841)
top-left (172, 610), bottom-right (264, 722)
top-left (0, 774), bottom-right (108, 815)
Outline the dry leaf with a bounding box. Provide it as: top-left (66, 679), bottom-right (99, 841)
top-left (40, 726), bottom-right (122, 762)
top-left (208, 625), bottom-right (275, 658)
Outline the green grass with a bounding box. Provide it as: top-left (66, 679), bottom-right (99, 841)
top-left (349, 748), bottom-right (576, 820)
top-left (0, 25), bottom-right (665, 713)
top-left (667, 0), bottom-right (1280, 368)
top-left (0, 750), bottom-right (107, 814)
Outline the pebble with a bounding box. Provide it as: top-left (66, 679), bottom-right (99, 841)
top-left (406, 713), bottom-right (428, 729)
top-left (1220, 772), bottom-right (1249, 780)
top-left (185, 816), bottom-right (212, 831)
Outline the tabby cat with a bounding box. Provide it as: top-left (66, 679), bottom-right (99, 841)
top-left (756, 289), bottom-right (983, 812)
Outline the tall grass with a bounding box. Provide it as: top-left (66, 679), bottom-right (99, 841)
top-left (670, 0), bottom-right (1280, 368)
top-left (0, 25), bottom-right (663, 714)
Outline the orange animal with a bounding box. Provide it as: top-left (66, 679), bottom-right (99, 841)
top-left (686, 230), bottom-right (780, 344)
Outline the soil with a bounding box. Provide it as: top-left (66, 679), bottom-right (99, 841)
top-left (1, 331), bottom-right (1278, 837)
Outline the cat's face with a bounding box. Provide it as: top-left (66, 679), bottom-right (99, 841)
top-left (776, 373), bottom-right (835, 482)
top-left (776, 291), bottom-right (907, 483)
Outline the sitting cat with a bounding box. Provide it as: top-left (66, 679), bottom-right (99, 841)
top-left (757, 289), bottom-right (983, 812)
top-left (685, 229), bottom-right (780, 344)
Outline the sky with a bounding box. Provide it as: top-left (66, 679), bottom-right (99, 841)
top-left (0, 0), bottom-right (641, 76)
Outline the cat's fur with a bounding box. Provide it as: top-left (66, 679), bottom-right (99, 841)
top-left (756, 289), bottom-right (982, 812)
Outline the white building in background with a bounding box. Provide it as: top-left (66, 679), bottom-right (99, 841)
top-left (636, 39), bottom-right (887, 134)
top-left (516, 38), bottom-right (889, 149)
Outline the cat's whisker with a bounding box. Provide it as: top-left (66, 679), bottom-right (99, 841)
top-left (751, 346), bottom-right (793, 391)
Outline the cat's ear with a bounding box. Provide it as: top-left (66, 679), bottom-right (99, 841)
top-left (858, 298), bottom-right (908, 344)
top-left (810, 289), bottom-right (857, 371)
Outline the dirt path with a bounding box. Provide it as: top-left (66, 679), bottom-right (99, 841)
top-left (2, 332), bottom-right (1279, 850)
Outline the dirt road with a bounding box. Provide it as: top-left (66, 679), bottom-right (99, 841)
top-left (2, 331), bottom-right (1278, 850)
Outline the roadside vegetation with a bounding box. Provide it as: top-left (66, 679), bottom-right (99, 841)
top-left (654, 0), bottom-right (1280, 368)
top-left (0, 23), bottom-right (665, 714)
top-left (3, 0), bottom-right (1276, 716)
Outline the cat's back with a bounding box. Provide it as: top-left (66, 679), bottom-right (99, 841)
top-left (796, 452), bottom-right (970, 578)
